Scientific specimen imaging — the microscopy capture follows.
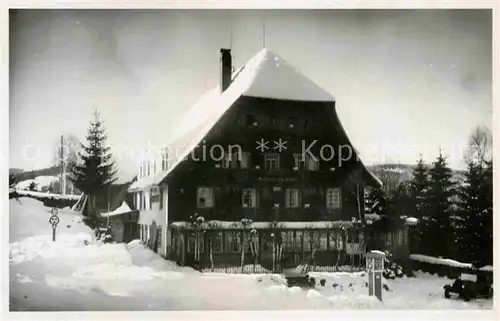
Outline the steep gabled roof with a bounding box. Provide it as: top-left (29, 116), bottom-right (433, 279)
top-left (129, 48), bottom-right (377, 192)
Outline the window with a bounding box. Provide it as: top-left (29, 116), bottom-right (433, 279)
top-left (211, 232), bottom-right (223, 253)
top-left (288, 116), bottom-right (297, 128)
top-left (270, 115), bottom-right (276, 127)
top-left (328, 230), bottom-right (344, 251)
top-left (293, 153), bottom-right (304, 169)
top-left (305, 154), bottom-right (319, 171)
top-left (149, 192), bottom-right (153, 210)
top-left (386, 232), bottom-right (393, 246)
top-left (156, 226), bottom-right (162, 251)
top-left (285, 189), bottom-right (301, 208)
top-left (398, 230), bottom-right (404, 246)
top-left (242, 188), bottom-right (257, 208)
top-left (223, 151), bottom-right (250, 169)
top-left (187, 236), bottom-right (195, 253)
top-left (311, 231), bottom-right (328, 250)
top-left (197, 187), bottom-right (214, 208)
top-left (147, 161), bottom-right (151, 176)
top-left (161, 148), bottom-right (168, 171)
top-left (187, 233), bottom-right (204, 253)
top-left (223, 152), bottom-right (238, 169)
top-left (303, 231), bottom-right (312, 250)
top-left (265, 153), bottom-right (280, 170)
top-left (294, 231), bottom-right (303, 251)
top-left (281, 231), bottom-right (294, 252)
top-left (247, 232), bottom-right (259, 254)
top-left (225, 231), bottom-right (241, 253)
top-left (161, 153), bottom-right (165, 171)
top-left (246, 114), bottom-right (255, 126)
top-left (240, 152), bottom-right (250, 169)
top-left (326, 188), bottom-right (341, 209)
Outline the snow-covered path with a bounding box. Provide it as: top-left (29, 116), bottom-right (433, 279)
top-left (9, 198), bottom-right (493, 311)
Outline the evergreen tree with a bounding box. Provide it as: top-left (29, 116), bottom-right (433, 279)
top-left (409, 157), bottom-right (430, 219)
top-left (457, 159), bottom-right (493, 267)
top-left (69, 111), bottom-right (117, 229)
top-left (407, 158), bottom-right (430, 254)
top-left (28, 181), bottom-right (37, 191)
top-left (424, 152), bottom-right (456, 257)
top-left (478, 160), bottom-right (493, 266)
top-left (365, 187), bottom-right (386, 215)
top-left (456, 161), bottom-right (483, 264)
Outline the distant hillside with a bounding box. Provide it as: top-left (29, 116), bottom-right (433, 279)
top-left (10, 165), bottom-right (62, 183)
top-left (9, 168), bottom-right (25, 176)
top-left (367, 163), bottom-right (466, 184)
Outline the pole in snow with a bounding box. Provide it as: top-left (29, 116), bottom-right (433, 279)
top-left (49, 208), bottom-right (60, 242)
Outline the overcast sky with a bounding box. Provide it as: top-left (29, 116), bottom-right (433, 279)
top-left (9, 9), bottom-right (492, 179)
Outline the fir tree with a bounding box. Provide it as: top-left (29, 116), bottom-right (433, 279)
top-left (365, 187), bottom-right (386, 215)
top-left (69, 111), bottom-right (117, 229)
top-left (478, 160), bottom-right (493, 266)
top-left (28, 181), bottom-right (37, 191)
top-left (457, 159), bottom-right (493, 267)
top-left (424, 152), bottom-right (456, 257)
top-left (456, 161), bottom-right (483, 264)
top-left (406, 158), bottom-right (430, 254)
top-left (409, 157), bottom-right (430, 219)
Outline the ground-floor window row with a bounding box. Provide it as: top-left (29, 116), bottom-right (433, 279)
top-left (160, 228), bottom-right (408, 253)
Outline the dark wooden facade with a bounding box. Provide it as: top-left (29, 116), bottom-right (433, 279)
top-left (166, 96), bottom-right (376, 224)
top-left (156, 95), bottom-right (387, 271)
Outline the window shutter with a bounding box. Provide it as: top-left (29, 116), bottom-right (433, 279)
top-left (159, 187), bottom-right (163, 209)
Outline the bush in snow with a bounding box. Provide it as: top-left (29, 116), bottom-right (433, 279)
top-left (96, 226), bottom-right (113, 243)
top-left (382, 250), bottom-right (405, 279)
top-left (308, 277), bottom-right (316, 288)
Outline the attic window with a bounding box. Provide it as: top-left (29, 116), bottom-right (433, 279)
top-left (246, 114), bottom-right (255, 127)
top-left (270, 116), bottom-right (276, 127)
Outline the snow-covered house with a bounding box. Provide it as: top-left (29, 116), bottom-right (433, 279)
top-left (128, 48), bottom-right (383, 270)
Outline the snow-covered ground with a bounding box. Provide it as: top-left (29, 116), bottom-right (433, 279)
top-left (9, 198), bottom-right (493, 311)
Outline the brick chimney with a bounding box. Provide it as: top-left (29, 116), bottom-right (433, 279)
top-left (220, 48), bottom-right (232, 92)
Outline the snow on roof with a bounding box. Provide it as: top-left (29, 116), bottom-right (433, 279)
top-left (479, 265), bottom-right (493, 272)
top-left (237, 48), bottom-right (335, 102)
top-left (405, 217), bottom-right (419, 226)
top-left (101, 201), bottom-right (132, 218)
top-left (409, 254), bottom-right (473, 269)
top-left (369, 250), bottom-right (386, 256)
top-left (128, 48), bottom-right (371, 193)
top-left (170, 220), bottom-right (355, 230)
top-left (128, 171), bottom-right (168, 192)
